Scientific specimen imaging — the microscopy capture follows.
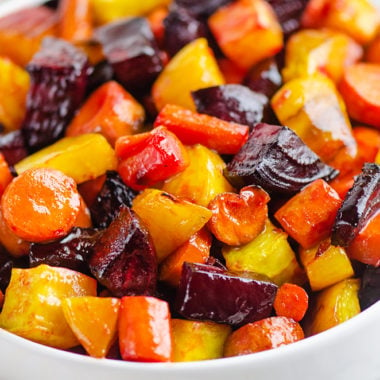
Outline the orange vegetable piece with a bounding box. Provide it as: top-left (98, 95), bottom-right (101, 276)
top-left (58, 0), bottom-right (93, 42)
top-left (224, 316), bottom-right (304, 357)
top-left (118, 296), bottom-right (172, 362)
top-left (159, 228), bottom-right (211, 287)
top-left (78, 174), bottom-right (106, 208)
top-left (353, 126), bottom-right (380, 164)
top-left (217, 58), bottom-right (248, 84)
top-left (62, 297), bottom-right (120, 358)
top-left (209, 0), bottom-right (283, 70)
top-left (0, 153), bottom-right (12, 198)
top-left (66, 81), bottom-right (145, 146)
top-left (273, 283), bottom-right (309, 322)
top-left (208, 185), bottom-right (270, 246)
top-left (147, 6), bottom-right (168, 46)
top-left (154, 104), bottom-right (249, 155)
top-left (340, 63), bottom-right (380, 129)
top-left (1, 168), bottom-right (81, 242)
top-left (274, 179), bottom-right (342, 249)
top-left (74, 196), bottom-right (92, 228)
top-left (366, 35), bottom-right (380, 64)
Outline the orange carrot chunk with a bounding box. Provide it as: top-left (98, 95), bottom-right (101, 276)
top-left (1, 167), bottom-right (81, 242)
top-left (0, 153), bottom-right (13, 199)
top-left (273, 283), bottom-right (309, 322)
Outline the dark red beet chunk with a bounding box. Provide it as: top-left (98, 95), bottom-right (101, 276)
top-left (359, 265), bottom-right (380, 310)
top-left (22, 37), bottom-right (91, 152)
top-left (86, 60), bottom-right (114, 95)
top-left (90, 171), bottom-right (138, 229)
top-left (29, 227), bottom-right (100, 274)
top-left (225, 123), bottom-right (339, 194)
top-left (192, 84), bottom-right (266, 129)
top-left (175, 262), bottom-right (277, 326)
top-left (0, 130), bottom-right (28, 166)
top-left (174, 0), bottom-right (233, 17)
top-left (0, 246), bottom-right (14, 292)
top-left (89, 207), bottom-right (157, 297)
top-left (332, 163), bottom-right (380, 247)
top-left (95, 18), bottom-right (163, 95)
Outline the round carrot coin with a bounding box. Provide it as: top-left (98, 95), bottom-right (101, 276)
top-left (1, 167), bottom-right (81, 242)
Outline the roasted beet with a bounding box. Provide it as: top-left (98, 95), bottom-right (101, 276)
top-left (332, 163), bottom-right (380, 247)
top-left (22, 37), bottom-right (91, 152)
top-left (29, 227), bottom-right (100, 274)
top-left (359, 265), bottom-right (380, 310)
top-left (0, 246), bottom-right (14, 292)
top-left (89, 207), bottom-right (157, 297)
top-left (90, 171), bottom-right (138, 229)
top-left (95, 18), bottom-right (163, 94)
top-left (0, 130), bottom-right (28, 166)
top-left (86, 60), bottom-right (114, 95)
top-left (175, 262), bottom-right (277, 326)
top-left (174, 0), bottom-right (233, 17)
top-left (192, 84), bottom-right (266, 129)
top-left (225, 123), bottom-right (339, 194)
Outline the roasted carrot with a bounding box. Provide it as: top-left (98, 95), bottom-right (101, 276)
top-left (273, 283), bottom-right (309, 322)
top-left (1, 167), bottom-right (81, 242)
top-left (0, 153), bottom-right (13, 199)
top-left (77, 174), bottom-right (106, 208)
top-left (74, 196), bottom-right (92, 228)
top-left (147, 6), bottom-right (168, 46)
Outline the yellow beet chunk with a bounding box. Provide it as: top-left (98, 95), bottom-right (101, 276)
top-left (14, 134), bottom-right (117, 184)
top-left (0, 57), bottom-right (30, 131)
top-left (271, 74), bottom-right (357, 164)
top-left (132, 189), bottom-right (212, 262)
top-left (152, 38), bottom-right (224, 111)
top-left (306, 278), bottom-right (360, 336)
top-left (282, 29), bottom-right (362, 84)
top-left (62, 297), bottom-right (120, 358)
top-left (162, 144), bottom-right (234, 207)
top-left (171, 319), bottom-right (231, 362)
top-left (222, 220), bottom-right (304, 285)
top-left (299, 239), bottom-right (354, 292)
top-left (90, 0), bottom-right (171, 25)
top-left (0, 265), bottom-right (97, 349)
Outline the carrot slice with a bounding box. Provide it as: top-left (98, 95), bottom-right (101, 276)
top-left (0, 153), bottom-right (13, 198)
top-left (1, 167), bottom-right (81, 242)
top-left (273, 283), bottom-right (309, 322)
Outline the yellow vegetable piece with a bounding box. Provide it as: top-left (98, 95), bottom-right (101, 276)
top-left (299, 239), bottom-right (354, 292)
top-left (222, 220), bottom-right (304, 285)
top-left (306, 278), bottom-right (361, 336)
top-left (0, 265), bottom-right (97, 349)
top-left (171, 319), bottom-right (231, 362)
top-left (152, 38), bottom-right (225, 111)
top-left (62, 297), bottom-right (120, 358)
top-left (14, 133), bottom-right (117, 184)
top-left (162, 144), bottom-right (234, 207)
top-left (132, 189), bottom-right (212, 262)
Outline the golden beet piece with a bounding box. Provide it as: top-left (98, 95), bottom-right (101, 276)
top-left (208, 186), bottom-right (270, 246)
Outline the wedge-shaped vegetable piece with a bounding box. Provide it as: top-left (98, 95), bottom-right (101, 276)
top-left (224, 316), bottom-right (304, 357)
top-left (159, 228), bottom-right (211, 287)
top-left (225, 123), bottom-right (338, 194)
top-left (116, 126), bottom-right (189, 191)
top-left (332, 163), bottom-right (380, 248)
top-left (208, 0), bottom-right (283, 70)
top-left (176, 262), bottom-right (277, 326)
top-left (0, 265), bottom-right (97, 349)
top-left (301, 0), bottom-right (379, 45)
top-left (162, 144), bottom-right (234, 207)
top-left (62, 296), bottom-right (120, 358)
top-left (208, 186), bottom-right (269, 246)
top-left (154, 104), bottom-right (249, 155)
top-left (275, 179), bottom-right (342, 249)
top-left (305, 278), bottom-right (360, 336)
top-left (66, 81), bottom-right (145, 146)
top-left (152, 38), bottom-right (224, 111)
top-left (223, 220), bottom-right (303, 285)
top-left (132, 189), bottom-right (212, 262)
top-left (299, 239), bottom-right (354, 292)
top-left (282, 29), bottom-right (362, 83)
top-left (172, 319), bottom-right (231, 362)
top-left (0, 57), bottom-right (30, 132)
top-left (14, 134), bottom-right (117, 184)
top-left (119, 296), bottom-right (172, 362)
top-left (0, 6), bottom-right (57, 66)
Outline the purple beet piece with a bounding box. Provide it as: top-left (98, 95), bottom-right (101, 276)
top-left (359, 265), bottom-right (380, 310)
top-left (22, 37), bottom-right (91, 152)
top-left (89, 207), bottom-right (157, 297)
top-left (175, 262), bottom-right (277, 326)
top-left (192, 84), bottom-right (266, 129)
top-left (174, 0), bottom-right (233, 17)
top-left (90, 171), bottom-right (138, 229)
top-left (95, 17), bottom-right (163, 94)
top-left (225, 123), bottom-right (339, 194)
top-left (29, 227), bottom-right (100, 274)
top-left (0, 130), bottom-right (28, 166)
top-left (86, 60), bottom-right (114, 95)
top-left (332, 163), bottom-right (380, 247)
top-left (0, 246), bottom-right (13, 292)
